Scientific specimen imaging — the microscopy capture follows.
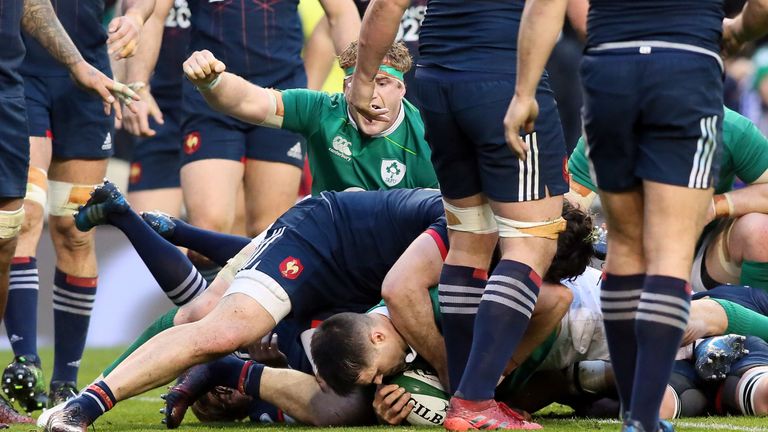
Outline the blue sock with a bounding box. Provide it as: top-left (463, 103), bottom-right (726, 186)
top-left (52, 269), bottom-right (96, 384)
top-left (600, 273), bottom-right (644, 415)
top-left (5, 257), bottom-right (39, 358)
top-left (630, 275), bottom-right (691, 431)
top-left (109, 210), bottom-right (206, 306)
top-left (438, 264), bottom-right (487, 393)
top-left (456, 260), bottom-right (540, 401)
top-left (67, 381), bottom-right (116, 423)
top-left (209, 356), bottom-right (265, 397)
top-left (168, 219), bottom-right (250, 267)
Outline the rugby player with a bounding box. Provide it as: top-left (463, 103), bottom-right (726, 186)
top-left (348, 1), bottom-right (570, 428)
top-left (0, 0), bottom-right (142, 414)
top-left (505, 0), bottom-right (768, 430)
top-left (569, 107), bottom-right (768, 292)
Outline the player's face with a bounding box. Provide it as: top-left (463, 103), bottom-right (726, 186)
top-left (355, 339), bottom-right (409, 386)
top-left (345, 74), bottom-right (406, 136)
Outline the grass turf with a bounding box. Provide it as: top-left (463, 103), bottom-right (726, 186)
top-left (3, 348), bottom-right (767, 432)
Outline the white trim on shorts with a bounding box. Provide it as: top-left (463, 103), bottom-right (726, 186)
top-left (586, 40), bottom-right (723, 72)
top-left (224, 269), bottom-right (292, 324)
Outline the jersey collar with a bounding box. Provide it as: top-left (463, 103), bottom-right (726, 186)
top-left (347, 101), bottom-right (406, 138)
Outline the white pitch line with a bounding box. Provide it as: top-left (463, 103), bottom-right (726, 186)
top-left (587, 418), bottom-right (768, 432)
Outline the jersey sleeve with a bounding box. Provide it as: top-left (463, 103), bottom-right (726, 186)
top-left (424, 216), bottom-right (449, 260)
top-left (568, 137), bottom-right (598, 192)
top-left (727, 113), bottom-right (768, 184)
top-left (279, 89), bottom-right (329, 135)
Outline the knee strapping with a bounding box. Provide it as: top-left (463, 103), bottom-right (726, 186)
top-left (735, 367), bottom-right (768, 416)
top-left (443, 201), bottom-right (497, 234)
top-left (48, 181), bottom-right (97, 217)
top-left (25, 166), bottom-right (48, 207)
top-left (0, 207), bottom-right (24, 239)
top-left (495, 215), bottom-right (566, 239)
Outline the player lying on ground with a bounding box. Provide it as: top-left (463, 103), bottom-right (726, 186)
top-left (568, 107), bottom-right (768, 292)
top-left (41, 182), bottom-right (590, 430)
top-left (183, 41), bottom-right (438, 196)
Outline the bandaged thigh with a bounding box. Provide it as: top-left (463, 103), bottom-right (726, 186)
top-left (0, 207), bottom-right (25, 239)
top-left (48, 180), bottom-right (97, 217)
top-left (25, 166), bottom-right (48, 208)
top-left (442, 200), bottom-right (497, 234)
top-left (495, 215), bottom-right (566, 239)
top-left (224, 269), bottom-right (291, 324)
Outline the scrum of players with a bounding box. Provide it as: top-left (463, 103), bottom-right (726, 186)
top-left (1, 0), bottom-right (768, 431)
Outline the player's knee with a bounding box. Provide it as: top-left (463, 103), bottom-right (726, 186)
top-left (19, 200), bottom-right (44, 236)
top-left (0, 206), bottom-right (24, 241)
top-left (50, 217), bottom-right (94, 255)
top-left (734, 213), bottom-right (768, 262)
top-left (187, 210), bottom-right (231, 234)
top-left (535, 283), bottom-right (573, 318)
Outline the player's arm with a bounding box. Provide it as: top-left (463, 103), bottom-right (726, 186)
top-left (122, 0), bottom-right (174, 136)
top-left (304, 17), bottom-right (337, 91)
top-left (503, 0), bottom-right (568, 159)
top-left (566, 0), bottom-right (588, 41)
top-left (183, 50), bottom-right (280, 126)
top-left (318, 0), bottom-right (361, 55)
top-left (723, 0), bottom-right (768, 56)
top-left (20, 0), bottom-right (138, 118)
top-left (107, 0), bottom-right (157, 59)
top-left (381, 232), bottom-right (449, 387)
top-left (347, 0), bottom-right (409, 121)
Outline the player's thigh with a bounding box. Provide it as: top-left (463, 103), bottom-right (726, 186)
top-left (599, 188), bottom-right (645, 275)
top-left (14, 136), bottom-right (51, 257)
top-left (244, 126), bottom-right (303, 236)
top-left (414, 76), bottom-right (483, 200)
top-left (638, 52), bottom-right (724, 190)
top-left (580, 53), bottom-right (643, 192)
top-left (181, 159), bottom-right (244, 232)
top-left (643, 180), bottom-right (713, 279)
top-left (127, 147), bottom-right (183, 215)
top-left (0, 95), bottom-right (31, 202)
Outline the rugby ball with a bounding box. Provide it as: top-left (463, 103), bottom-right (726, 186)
top-left (387, 368), bottom-right (449, 426)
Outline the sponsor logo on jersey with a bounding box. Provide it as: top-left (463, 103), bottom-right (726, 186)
top-left (184, 132), bottom-right (201, 155)
top-left (279, 257), bottom-right (303, 280)
top-left (102, 132), bottom-right (113, 151)
top-left (329, 135), bottom-right (352, 161)
top-left (381, 159), bottom-right (406, 187)
top-left (287, 142), bottom-right (303, 160)
top-left (130, 162), bottom-right (142, 184)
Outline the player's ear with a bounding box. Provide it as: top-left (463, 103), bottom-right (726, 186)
top-left (371, 329), bottom-right (386, 344)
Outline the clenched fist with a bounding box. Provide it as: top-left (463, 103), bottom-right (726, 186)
top-left (183, 50), bottom-right (227, 90)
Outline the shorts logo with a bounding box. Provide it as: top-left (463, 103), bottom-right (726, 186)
top-left (102, 132), bottom-right (112, 151)
top-left (287, 142), bottom-right (303, 160)
top-left (329, 135), bottom-right (352, 161)
top-left (381, 159), bottom-right (406, 187)
top-left (184, 132), bottom-right (201, 155)
top-left (279, 257), bottom-right (303, 280)
top-left (129, 162), bottom-right (142, 184)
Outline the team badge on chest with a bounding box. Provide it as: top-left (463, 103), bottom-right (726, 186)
top-left (279, 257), bottom-right (303, 280)
top-left (381, 159), bottom-right (406, 187)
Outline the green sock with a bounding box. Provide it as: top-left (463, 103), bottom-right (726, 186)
top-left (102, 307), bottom-right (179, 376)
top-left (712, 298), bottom-right (768, 342)
top-left (739, 260), bottom-right (768, 292)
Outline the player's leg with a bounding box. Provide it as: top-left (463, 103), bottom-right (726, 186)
top-left (4, 78), bottom-right (54, 411)
top-left (149, 215), bottom-right (251, 266)
top-left (720, 213), bottom-right (768, 289)
top-left (243, 127), bottom-right (303, 236)
top-left (722, 338), bottom-right (768, 416)
top-left (75, 181), bottom-right (207, 306)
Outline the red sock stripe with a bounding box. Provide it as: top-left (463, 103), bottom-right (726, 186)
top-left (472, 268), bottom-right (488, 280)
top-left (237, 360), bottom-right (254, 394)
top-left (528, 269), bottom-right (542, 287)
top-left (88, 384), bottom-right (114, 410)
top-left (11, 257), bottom-right (31, 264)
top-left (65, 274), bottom-right (98, 287)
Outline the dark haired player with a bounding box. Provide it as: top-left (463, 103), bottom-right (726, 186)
top-left (348, 0), bottom-right (571, 429)
top-left (0, 0), bottom-right (142, 415)
top-left (505, 0), bottom-right (768, 431)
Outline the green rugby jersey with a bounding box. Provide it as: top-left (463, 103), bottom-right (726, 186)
top-left (569, 107), bottom-right (768, 194)
top-left (279, 89), bottom-right (439, 195)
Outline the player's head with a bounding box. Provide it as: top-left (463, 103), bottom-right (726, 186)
top-left (190, 387), bottom-right (252, 422)
top-left (340, 41), bottom-right (413, 137)
top-left (311, 312), bottom-right (409, 395)
top-left (543, 201), bottom-right (595, 283)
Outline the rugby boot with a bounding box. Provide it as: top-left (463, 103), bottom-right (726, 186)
top-left (73, 180), bottom-right (129, 232)
top-left (0, 394), bottom-right (34, 424)
top-left (45, 404), bottom-right (89, 432)
top-left (141, 211), bottom-right (177, 238)
top-left (443, 397), bottom-right (542, 431)
top-left (161, 366), bottom-right (216, 429)
top-left (622, 420), bottom-right (675, 432)
top-left (694, 334), bottom-right (748, 381)
top-left (48, 381), bottom-right (78, 408)
top-left (1, 355), bottom-right (47, 412)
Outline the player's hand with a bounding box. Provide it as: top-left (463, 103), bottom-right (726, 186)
top-left (123, 85), bottom-right (164, 137)
top-left (69, 60), bottom-right (140, 120)
top-left (504, 94), bottom-right (539, 160)
top-left (247, 333), bottom-right (289, 369)
top-left (183, 50), bottom-right (227, 89)
top-left (721, 18), bottom-right (745, 58)
top-left (346, 77), bottom-right (390, 122)
top-left (107, 12), bottom-right (143, 60)
top-left (372, 384), bottom-right (413, 425)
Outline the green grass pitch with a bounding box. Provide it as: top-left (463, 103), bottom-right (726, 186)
top-left (3, 348), bottom-right (766, 432)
